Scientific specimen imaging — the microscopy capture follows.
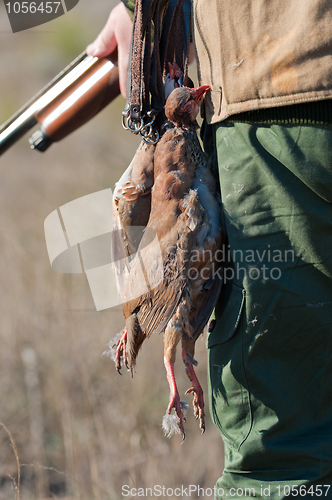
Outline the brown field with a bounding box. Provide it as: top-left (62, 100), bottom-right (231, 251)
top-left (0, 1), bottom-right (224, 498)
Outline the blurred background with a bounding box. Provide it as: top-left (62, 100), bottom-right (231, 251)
top-left (0, 1), bottom-right (224, 498)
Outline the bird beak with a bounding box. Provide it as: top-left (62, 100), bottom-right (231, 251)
top-left (191, 85), bottom-right (211, 103)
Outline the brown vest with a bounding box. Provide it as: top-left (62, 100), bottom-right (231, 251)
top-left (192, 0), bottom-right (332, 124)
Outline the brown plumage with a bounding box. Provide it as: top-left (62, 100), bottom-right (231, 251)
top-left (112, 63), bottom-right (187, 256)
top-left (111, 85), bottom-right (225, 439)
top-left (113, 140), bottom-right (155, 255)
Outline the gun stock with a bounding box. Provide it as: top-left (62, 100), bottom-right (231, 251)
top-left (0, 50), bottom-right (119, 156)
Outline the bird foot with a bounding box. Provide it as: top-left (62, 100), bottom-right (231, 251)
top-left (182, 349), bottom-right (205, 433)
top-left (164, 357), bottom-right (187, 440)
top-left (162, 399), bottom-right (189, 440)
top-left (112, 329), bottom-right (129, 374)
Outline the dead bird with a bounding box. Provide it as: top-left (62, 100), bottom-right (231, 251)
top-left (110, 85), bottom-right (225, 439)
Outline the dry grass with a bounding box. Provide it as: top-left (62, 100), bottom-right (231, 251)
top-left (0, 2), bottom-right (224, 498)
top-left (0, 422), bottom-right (20, 499)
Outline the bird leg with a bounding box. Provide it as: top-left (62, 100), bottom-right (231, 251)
top-left (163, 356), bottom-right (186, 439)
top-left (182, 348), bottom-right (205, 433)
top-left (112, 329), bottom-right (129, 374)
top-left (162, 319), bottom-right (189, 439)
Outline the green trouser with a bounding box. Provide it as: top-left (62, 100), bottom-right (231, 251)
top-left (202, 121), bottom-right (332, 499)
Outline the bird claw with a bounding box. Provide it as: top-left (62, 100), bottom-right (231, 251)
top-left (185, 386), bottom-right (205, 432)
top-left (182, 350), bottom-right (205, 433)
top-left (112, 329), bottom-right (128, 374)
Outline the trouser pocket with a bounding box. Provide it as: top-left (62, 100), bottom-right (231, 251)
top-left (207, 283), bottom-right (252, 450)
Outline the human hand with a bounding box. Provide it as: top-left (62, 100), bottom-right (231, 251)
top-left (86, 3), bottom-right (132, 98)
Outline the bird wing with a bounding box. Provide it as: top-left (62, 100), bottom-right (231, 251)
top-left (120, 201), bottom-right (199, 338)
top-left (121, 270), bottom-right (186, 337)
top-left (136, 281), bottom-right (185, 336)
top-left (190, 268), bottom-right (223, 342)
top-left (112, 140), bottom-right (155, 261)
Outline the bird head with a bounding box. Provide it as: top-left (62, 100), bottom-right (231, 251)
top-left (168, 62), bottom-right (183, 82)
top-left (164, 62), bottom-right (184, 100)
top-left (165, 85), bottom-right (211, 128)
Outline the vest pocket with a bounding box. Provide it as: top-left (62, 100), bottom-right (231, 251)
top-left (207, 283), bottom-right (252, 450)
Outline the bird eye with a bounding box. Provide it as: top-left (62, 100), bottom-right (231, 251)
top-left (182, 102), bottom-right (192, 113)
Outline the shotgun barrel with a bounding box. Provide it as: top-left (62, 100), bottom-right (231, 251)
top-left (0, 50), bottom-right (119, 156)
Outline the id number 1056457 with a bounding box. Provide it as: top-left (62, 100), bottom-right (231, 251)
top-left (276, 485), bottom-right (330, 497)
top-left (5, 2), bottom-right (61, 14)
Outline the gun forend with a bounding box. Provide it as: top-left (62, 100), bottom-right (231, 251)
top-left (0, 50), bottom-right (119, 156)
